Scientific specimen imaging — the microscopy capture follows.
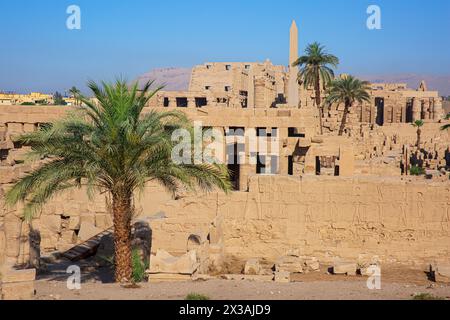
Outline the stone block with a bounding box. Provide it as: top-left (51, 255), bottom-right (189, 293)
top-left (60, 230), bottom-right (76, 244)
top-left (40, 215), bottom-right (62, 234)
top-left (333, 262), bottom-right (357, 276)
top-left (244, 259), bottom-right (262, 275)
top-left (304, 257), bottom-right (320, 272)
top-left (2, 268), bottom-right (36, 283)
top-left (95, 214), bottom-right (112, 229)
top-left (275, 256), bottom-right (304, 273)
top-left (68, 216), bottom-right (81, 230)
top-left (274, 271), bottom-right (290, 283)
top-left (243, 275), bottom-right (274, 282)
top-left (78, 222), bottom-right (101, 241)
top-left (148, 273), bottom-right (191, 283)
top-left (1, 281), bottom-right (35, 300)
top-left (149, 249), bottom-right (199, 275)
top-left (431, 263), bottom-right (450, 283)
top-left (0, 227), bottom-right (6, 267)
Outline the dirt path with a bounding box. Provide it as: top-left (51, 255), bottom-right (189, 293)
top-left (34, 274), bottom-right (450, 300)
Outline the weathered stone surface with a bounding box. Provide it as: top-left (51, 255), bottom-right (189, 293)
top-left (149, 249), bottom-right (199, 275)
top-left (244, 259), bottom-right (262, 275)
top-left (304, 257), bottom-right (320, 272)
top-left (2, 268), bottom-right (36, 283)
top-left (78, 222), bottom-right (101, 241)
top-left (274, 271), bottom-right (290, 283)
top-left (68, 216), bottom-right (81, 230)
top-left (40, 215), bottom-right (62, 234)
top-left (275, 256), bottom-right (304, 273)
top-left (0, 226), bottom-right (6, 267)
top-left (1, 281), bottom-right (35, 300)
top-left (430, 263), bottom-right (450, 283)
top-left (95, 214), bottom-right (112, 229)
top-left (333, 262), bottom-right (357, 276)
top-left (148, 273), bottom-right (191, 283)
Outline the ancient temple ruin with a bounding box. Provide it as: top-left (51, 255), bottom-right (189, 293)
top-left (1, 20), bottom-right (449, 297)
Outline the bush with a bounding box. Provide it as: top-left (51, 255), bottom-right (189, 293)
top-left (410, 165), bottom-right (425, 176)
top-left (185, 293), bottom-right (210, 300)
top-left (21, 102), bottom-right (35, 106)
top-left (412, 293), bottom-right (445, 300)
top-left (131, 248), bottom-right (148, 283)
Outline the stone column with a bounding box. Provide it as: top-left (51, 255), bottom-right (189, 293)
top-left (423, 99), bottom-right (431, 120)
top-left (430, 99), bottom-right (435, 120)
top-left (187, 97), bottom-right (196, 109)
top-left (168, 97), bottom-right (176, 108)
top-left (412, 98), bottom-right (421, 121)
top-left (433, 98), bottom-right (444, 120)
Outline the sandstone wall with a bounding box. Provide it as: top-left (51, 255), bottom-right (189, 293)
top-left (148, 176), bottom-right (450, 268)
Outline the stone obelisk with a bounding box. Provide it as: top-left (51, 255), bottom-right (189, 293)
top-left (288, 20), bottom-right (299, 107)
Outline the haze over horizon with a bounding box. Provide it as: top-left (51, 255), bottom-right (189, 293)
top-left (1, 0), bottom-right (449, 95)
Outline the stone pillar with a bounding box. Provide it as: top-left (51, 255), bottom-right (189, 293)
top-left (168, 97), bottom-right (176, 108)
top-left (412, 98), bottom-right (421, 121)
top-left (339, 146), bottom-right (355, 176)
top-left (430, 99), bottom-right (435, 120)
top-left (423, 99), bottom-right (431, 120)
top-left (433, 98), bottom-right (444, 120)
top-left (187, 97), bottom-right (196, 109)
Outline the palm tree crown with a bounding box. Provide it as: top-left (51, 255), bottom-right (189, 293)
top-left (69, 86), bottom-right (81, 105)
top-left (6, 80), bottom-right (231, 282)
top-left (412, 120), bottom-right (424, 128)
top-left (325, 75), bottom-right (371, 136)
top-left (441, 113), bottom-right (450, 131)
top-left (293, 42), bottom-right (339, 134)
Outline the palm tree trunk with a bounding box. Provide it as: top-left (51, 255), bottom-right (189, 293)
top-left (112, 191), bottom-right (133, 283)
top-left (338, 101), bottom-right (351, 136)
top-left (417, 129), bottom-right (421, 148)
top-left (315, 74), bottom-right (323, 135)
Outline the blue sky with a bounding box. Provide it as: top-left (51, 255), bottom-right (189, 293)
top-left (1, 0), bottom-right (449, 94)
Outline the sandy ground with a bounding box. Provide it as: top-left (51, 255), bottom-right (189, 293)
top-left (34, 264), bottom-right (450, 300)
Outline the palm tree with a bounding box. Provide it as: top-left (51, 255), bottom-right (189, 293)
top-left (412, 120), bottom-right (424, 147)
top-left (441, 113), bottom-right (450, 131)
top-left (6, 80), bottom-right (231, 283)
top-left (293, 42), bottom-right (339, 134)
top-left (69, 86), bottom-right (81, 106)
top-left (325, 75), bottom-right (371, 136)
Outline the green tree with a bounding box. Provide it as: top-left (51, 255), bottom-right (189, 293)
top-left (412, 120), bottom-right (424, 147)
top-left (69, 86), bottom-right (81, 106)
top-left (441, 113), bottom-right (450, 131)
top-left (325, 75), bottom-right (371, 136)
top-left (293, 42), bottom-right (339, 134)
top-left (53, 91), bottom-right (67, 105)
top-left (6, 80), bottom-right (231, 283)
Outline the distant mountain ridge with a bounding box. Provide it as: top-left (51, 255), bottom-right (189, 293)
top-left (136, 67), bottom-right (191, 91)
top-left (136, 67), bottom-right (450, 96)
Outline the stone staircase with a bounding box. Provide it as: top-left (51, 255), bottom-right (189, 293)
top-left (61, 227), bottom-right (113, 261)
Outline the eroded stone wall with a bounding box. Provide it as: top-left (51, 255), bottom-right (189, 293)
top-left (147, 176), bottom-right (450, 268)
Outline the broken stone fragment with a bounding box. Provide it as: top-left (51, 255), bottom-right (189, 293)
top-left (274, 271), bottom-right (290, 283)
top-left (0, 268), bottom-right (36, 300)
top-left (430, 263), bottom-right (450, 283)
top-left (333, 262), bottom-right (357, 276)
top-left (148, 249), bottom-right (199, 275)
top-left (244, 259), bottom-right (262, 275)
top-left (77, 222), bottom-right (102, 241)
top-left (275, 256), bottom-right (304, 273)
